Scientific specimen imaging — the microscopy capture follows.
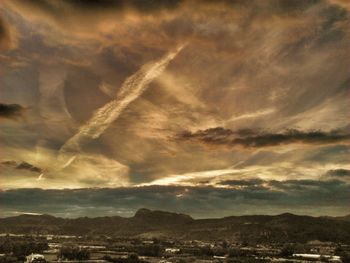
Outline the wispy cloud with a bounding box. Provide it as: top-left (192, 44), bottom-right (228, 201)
top-left (227, 108), bottom-right (275, 123)
top-left (60, 44), bottom-right (185, 156)
top-left (141, 168), bottom-right (238, 186)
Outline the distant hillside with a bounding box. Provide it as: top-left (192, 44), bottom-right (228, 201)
top-left (1, 209), bottom-right (350, 243)
top-left (335, 214), bottom-right (350, 222)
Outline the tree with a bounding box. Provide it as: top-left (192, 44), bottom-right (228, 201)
top-left (198, 246), bottom-right (214, 257)
top-left (103, 253), bottom-right (149, 263)
top-left (0, 255), bottom-right (21, 263)
top-left (0, 240), bottom-right (13, 254)
top-left (128, 253), bottom-right (139, 260)
top-left (58, 246), bottom-right (90, 261)
top-left (229, 248), bottom-right (253, 258)
top-left (339, 252), bottom-right (350, 263)
top-left (0, 240), bottom-right (49, 258)
top-left (222, 240), bottom-right (228, 249)
top-left (280, 244), bottom-right (295, 257)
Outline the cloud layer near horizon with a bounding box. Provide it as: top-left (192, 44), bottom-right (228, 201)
top-left (1, 180), bottom-right (349, 218)
top-left (0, 0), bottom-right (349, 216)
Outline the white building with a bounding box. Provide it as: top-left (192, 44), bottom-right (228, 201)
top-left (293, 253), bottom-right (341, 262)
top-left (25, 253), bottom-right (46, 263)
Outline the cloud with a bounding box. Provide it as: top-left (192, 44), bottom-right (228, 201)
top-left (0, 0), bottom-right (349, 193)
top-left (219, 178), bottom-right (265, 187)
top-left (215, 178), bottom-right (350, 196)
top-left (0, 180), bottom-right (349, 218)
top-left (268, 179), bottom-right (346, 191)
top-left (177, 127), bottom-right (350, 148)
top-left (227, 108), bottom-right (276, 123)
top-left (59, 45), bottom-right (185, 159)
top-left (62, 154), bottom-right (130, 187)
top-left (141, 168), bottom-right (239, 186)
top-left (16, 161), bottom-right (42, 173)
top-left (0, 152), bottom-right (130, 189)
top-left (1, 160), bottom-right (42, 174)
top-left (0, 16), bottom-right (16, 51)
top-left (3, 0), bottom-right (185, 47)
top-left (326, 169), bottom-right (350, 177)
top-left (0, 103), bottom-right (25, 120)
top-left (6, 0), bottom-right (347, 53)
top-left (6, 0), bottom-right (183, 17)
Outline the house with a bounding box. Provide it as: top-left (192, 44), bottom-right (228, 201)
top-left (25, 253), bottom-right (46, 263)
top-left (293, 253), bottom-right (341, 262)
top-left (165, 248), bottom-right (180, 253)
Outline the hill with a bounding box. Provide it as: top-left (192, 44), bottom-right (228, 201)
top-left (0, 209), bottom-right (350, 243)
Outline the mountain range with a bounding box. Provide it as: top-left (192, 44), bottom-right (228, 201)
top-left (1, 209), bottom-right (350, 243)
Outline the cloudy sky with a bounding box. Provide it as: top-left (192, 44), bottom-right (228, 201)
top-left (0, 0), bottom-right (349, 218)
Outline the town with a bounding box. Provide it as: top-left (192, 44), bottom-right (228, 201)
top-left (1, 233), bottom-right (349, 263)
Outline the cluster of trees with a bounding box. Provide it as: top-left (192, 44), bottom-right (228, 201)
top-left (228, 248), bottom-right (255, 258)
top-left (0, 255), bottom-right (22, 263)
top-left (279, 244), bottom-right (296, 257)
top-left (134, 244), bottom-right (162, 257)
top-left (193, 246), bottom-right (215, 257)
top-left (226, 258), bottom-right (270, 263)
top-left (335, 246), bottom-right (350, 263)
top-left (0, 238), bottom-right (48, 260)
top-left (278, 243), bottom-right (331, 257)
top-left (103, 253), bottom-right (149, 263)
top-left (58, 246), bottom-right (90, 261)
top-left (279, 244), bottom-right (350, 262)
top-left (192, 245), bottom-right (252, 258)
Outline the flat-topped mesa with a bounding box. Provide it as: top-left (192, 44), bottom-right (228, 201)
top-left (133, 208), bottom-right (193, 223)
top-left (134, 208), bottom-right (152, 217)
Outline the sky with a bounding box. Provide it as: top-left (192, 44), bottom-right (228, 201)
top-left (0, 0), bottom-right (349, 218)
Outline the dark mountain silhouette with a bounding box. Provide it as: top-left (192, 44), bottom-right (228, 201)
top-left (1, 209), bottom-right (350, 243)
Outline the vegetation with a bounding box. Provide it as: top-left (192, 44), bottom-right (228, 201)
top-left (135, 244), bottom-right (162, 257)
top-left (0, 255), bottom-right (22, 263)
top-left (335, 246), bottom-right (350, 263)
top-left (228, 248), bottom-right (253, 257)
top-left (0, 236), bottom-right (48, 261)
top-left (103, 253), bottom-right (149, 263)
top-left (1, 212), bottom-right (350, 244)
top-left (58, 246), bottom-right (90, 261)
top-left (279, 244), bottom-right (295, 257)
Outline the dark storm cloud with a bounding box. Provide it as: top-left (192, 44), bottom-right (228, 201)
top-left (0, 103), bottom-right (25, 120)
top-left (268, 179), bottom-right (347, 191)
top-left (0, 179), bottom-right (349, 218)
top-left (16, 162), bottom-right (42, 173)
top-left (1, 161), bottom-right (42, 174)
top-left (177, 128), bottom-right (350, 148)
top-left (326, 169), bottom-right (350, 177)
